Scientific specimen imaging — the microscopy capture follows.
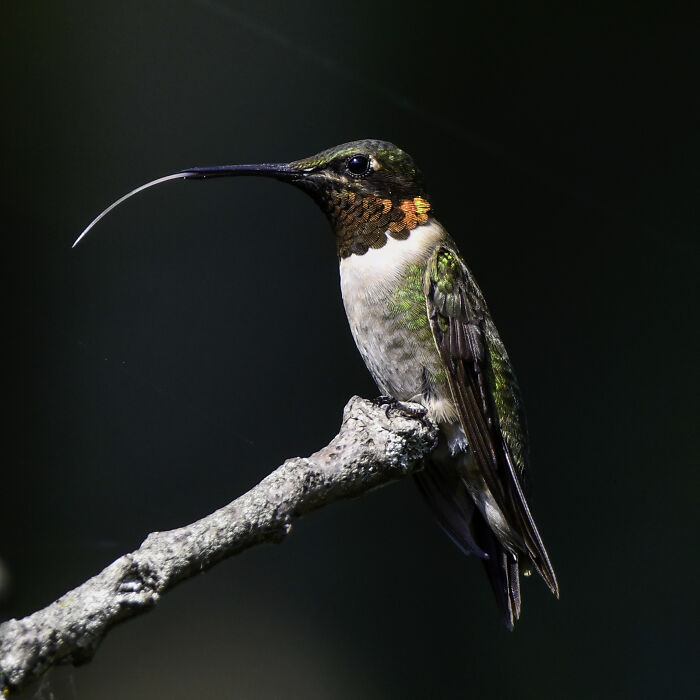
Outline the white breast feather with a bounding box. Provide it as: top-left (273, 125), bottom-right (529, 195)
top-left (339, 220), bottom-right (446, 303)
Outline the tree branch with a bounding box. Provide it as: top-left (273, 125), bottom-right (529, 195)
top-left (0, 396), bottom-right (436, 695)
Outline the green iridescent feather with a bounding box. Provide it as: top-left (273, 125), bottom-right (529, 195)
top-left (427, 245), bottom-right (529, 474)
top-left (387, 263), bottom-right (446, 385)
top-left (290, 139), bottom-right (419, 181)
top-left (485, 333), bottom-right (529, 475)
top-left (388, 264), bottom-right (431, 338)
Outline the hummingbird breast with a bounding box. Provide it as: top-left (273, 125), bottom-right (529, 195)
top-left (339, 219), bottom-right (456, 423)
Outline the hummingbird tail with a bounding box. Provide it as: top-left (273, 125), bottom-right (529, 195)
top-left (472, 507), bottom-right (522, 630)
top-left (415, 460), bottom-right (522, 630)
top-left (414, 465), bottom-right (487, 559)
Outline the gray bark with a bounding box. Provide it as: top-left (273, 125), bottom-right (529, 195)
top-left (0, 396), bottom-right (436, 695)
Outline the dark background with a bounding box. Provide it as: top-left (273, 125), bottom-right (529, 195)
top-left (2, 1), bottom-right (698, 698)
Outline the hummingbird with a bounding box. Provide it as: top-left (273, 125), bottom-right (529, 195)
top-left (75, 139), bottom-right (559, 628)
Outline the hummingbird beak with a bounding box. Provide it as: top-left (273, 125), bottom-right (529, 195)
top-left (72, 162), bottom-right (307, 248)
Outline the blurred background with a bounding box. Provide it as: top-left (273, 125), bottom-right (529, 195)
top-left (2, 1), bottom-right (697, 698)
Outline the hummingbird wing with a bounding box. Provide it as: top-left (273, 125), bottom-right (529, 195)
top-left (424, 245), bottom-right (559, 600)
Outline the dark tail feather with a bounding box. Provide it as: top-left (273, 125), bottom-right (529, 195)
top-left (414, 465), bottom-right (487, 559)
top-left (415, 461), bottom-right (522, 630)
top-left (472, 508), bottom-right (521, 630)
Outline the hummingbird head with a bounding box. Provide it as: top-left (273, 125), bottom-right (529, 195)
top-left (288, 139), bottom-right (431, 258)
top-left (74, 139), bottom-right (431, 258)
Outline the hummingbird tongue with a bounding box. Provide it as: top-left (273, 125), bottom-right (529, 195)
top-left (72, 162), bottom-right (303, 248)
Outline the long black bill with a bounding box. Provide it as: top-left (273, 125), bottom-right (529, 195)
top-left (72, 163), bottom-right (303, 248)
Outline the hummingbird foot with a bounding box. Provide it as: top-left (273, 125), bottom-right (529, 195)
top-left (373, 395), bottom-right (429, 422)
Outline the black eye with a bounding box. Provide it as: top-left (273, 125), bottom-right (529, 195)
top-left (346, 154), bottom-right (371, 177)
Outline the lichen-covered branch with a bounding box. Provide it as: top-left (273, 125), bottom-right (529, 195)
top-left (0, 397), bottom-right (436, 695)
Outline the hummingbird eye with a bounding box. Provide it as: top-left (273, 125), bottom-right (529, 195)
top-left (346, 154), bottom-right (372, 178)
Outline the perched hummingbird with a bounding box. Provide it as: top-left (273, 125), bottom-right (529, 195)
top-left (75, 139), bottom-right (559, 628)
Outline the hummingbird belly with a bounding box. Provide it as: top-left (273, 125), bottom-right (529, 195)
top-left (339, 220), bottom-right (457, 423)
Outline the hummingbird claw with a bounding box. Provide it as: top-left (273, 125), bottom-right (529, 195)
top-left (372, 394), bottom-right (399, 418)
top-left (372, 395), bottom-right (428, 421)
